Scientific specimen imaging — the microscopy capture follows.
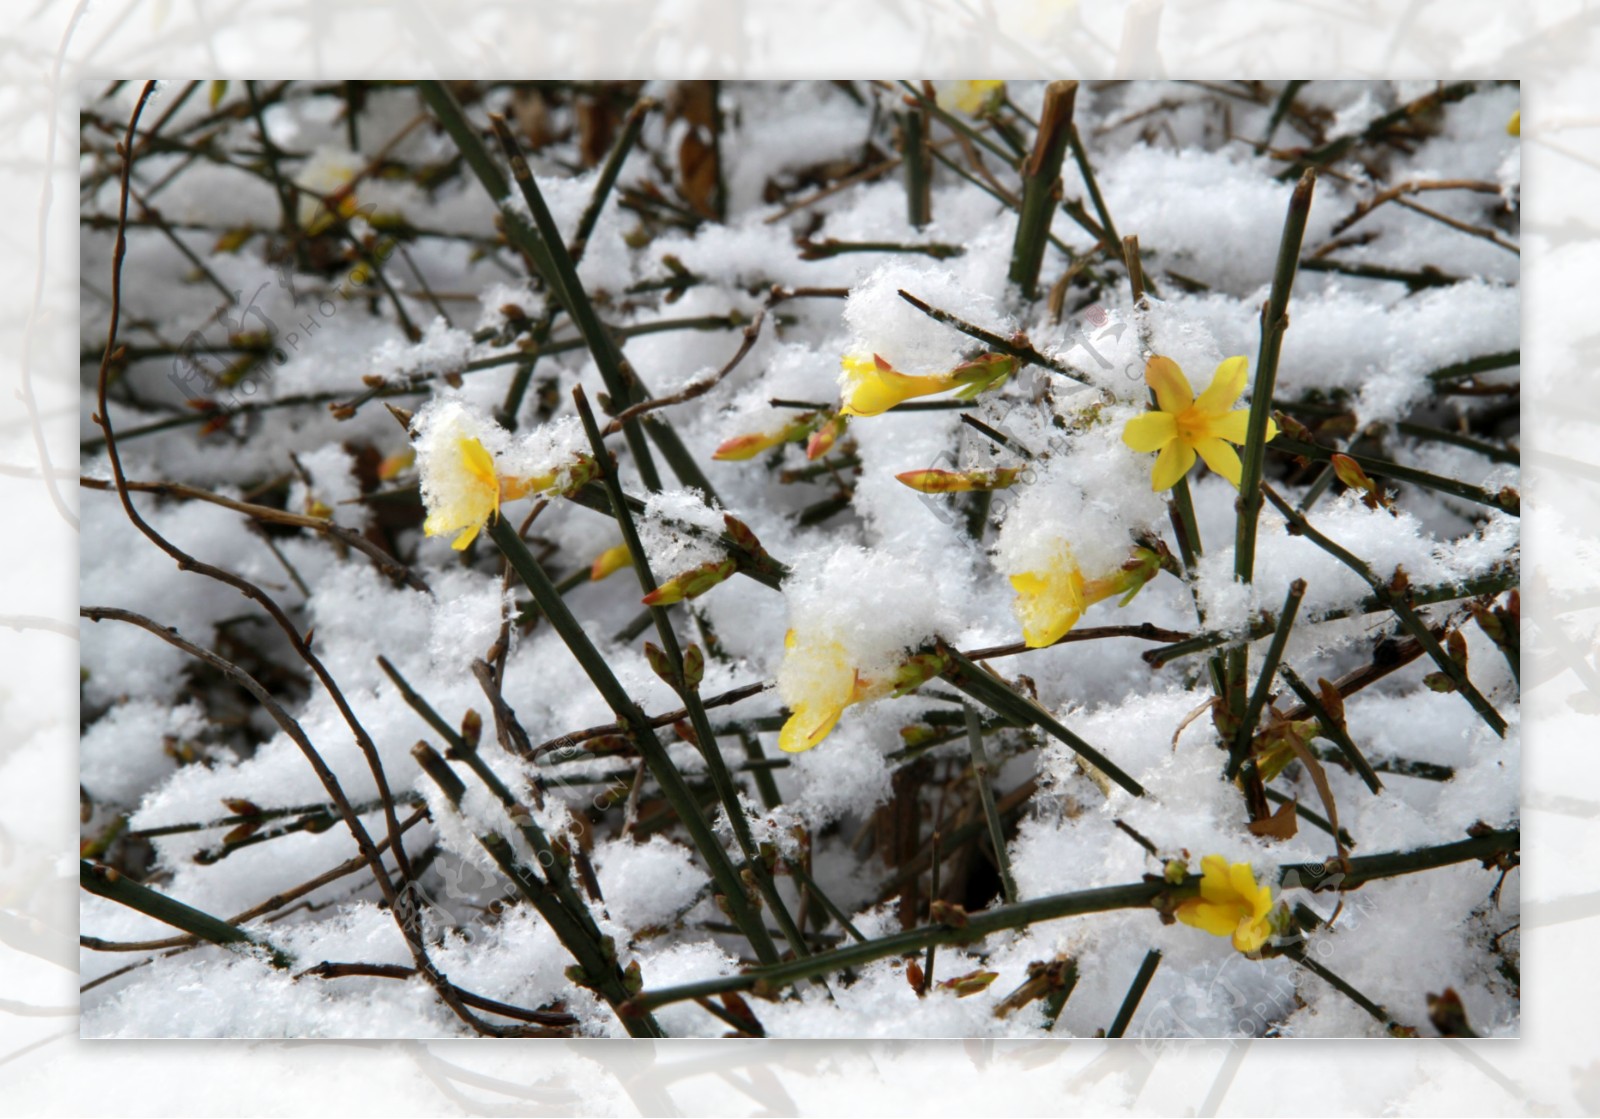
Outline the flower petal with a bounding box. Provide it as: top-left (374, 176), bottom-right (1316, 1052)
top-left (459, 436), bottom-right (498, 488)
top-left (1150, 440), bottom-right (1196, 491)
top-left (1207, 408), bottom-right (1252, 444)
top-left (1009, 560), bottom-right (1086, 648)
top-left (841, 370), bottom-right (948, 417)
top-left (1122, 410), bottom-right (1178, 453)
top-left (1145, 355), bottom-right (1194, 415)
top-left (1193, 437), bottom-right (1244, 488)
top-left (1177, 899), bottom-right (1243, 938)
top-left (1228, 862), bottom-right (1261, 904)
top-left (1197, 855), bottom-right (1233, 903)
top-left (779, 701), bottom-right (845, 753)
top-left (1195, 356), bottom-right (1249, 415)
top-left (451, 523), bottom-right (482, 551)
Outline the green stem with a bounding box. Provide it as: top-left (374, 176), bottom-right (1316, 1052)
top-left (896, 289), bottom-right (1089, 384)
top-left (410, 744), bottom-right (665, 1038)
top-left (1144, 568), bottom-right (1518, 668)
top-left (1009, 81), bottom-right (1077, 298)
top-left (624, 829), bottom-right (1518, 1014)
top-left (1427, 349), bottom-right (1520, 384)
top-left (80, 860), bottom-right (292, 969)
top-left (1235, 169), bottom-right (1317, 585)
top-left (572, 386), bottom-right (800, 961)
top-left (1106, 949), bottom-right (1161, 1038)
top-left (484, 516), bottom-right (779, 965)
top-left (900, 107), bottom-right (931, 229)
top-left (1229, 578), bottom-right (1305, 780)
top-left (1271, 436), bottom-right (1519, 515)
top-left (564, 482), bottom-right (789, 590)
top-left (939, 643), bottom-right (1146, 797)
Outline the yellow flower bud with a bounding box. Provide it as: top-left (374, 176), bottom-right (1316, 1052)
top-left (641, 557), bottom-right (737, 606)
top-left (895, 466), bottom-right (1021, 493)
top-left (590, 543), bottom-right (633, 582)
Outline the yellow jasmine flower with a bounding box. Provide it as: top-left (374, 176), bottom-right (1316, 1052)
top-left (774, 633), bottom-right (944, 753)
top-left (839, 352), bottom-right (1013, 418)
top-left (939, 80), bottom-right (1006, 117)
top-left (1008, 545), bottom-right (1165, 649)
top-left (1009, 548), bottom-right (1088, 649)
top-left (777, 630), bottom-right (880, 753)
top-left (840, 353), bottom-right (962, 418)
top-left (294, 147), bottom-right (365, 235)
top-left (1176, 855), bottom-right (1275, 954)
top-left (422, 435), bottom-right (502, 550)
top-left (416, 404), bottom-right (593, 551)
top-left (1121, 355), bottom-right (1276, 491)
top-left (377, 448), bottom-right (415, 481)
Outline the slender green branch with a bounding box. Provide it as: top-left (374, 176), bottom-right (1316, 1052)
top-left (1144, 568), bottom-right (1517, 668)
top-left (572, 385), bottom-right (801, 961)
top-left (1275, 81), bottom-right (1479, 180)
top-left (1106, 949), bottom-right (1161, 1038)
top-left (411, 743), bottom-right (665, 1038)
top-left (899, 106), bottom-right (932, 229)
top-left (1009, 81), bottom-right (1077, 298)
top-left (896, 289), bottom-right (1090, 384)
top-left (1229, 579), bottom-right (1305, 780)
top-left (484, 516), bottom-right (780, 965)
top-left (1235, 169), bottom-right (1316, 585)
top-left (1271, 435), bottom-right (1519, 515)
top-left (624, 829), bottom-right (1518, 1014)
top-left (80, 860), bottom-right (292, 969)
top-left (938, 643), bottom-right (1146, 797)
top-left (1427, 349), bottom-right (1520, 384)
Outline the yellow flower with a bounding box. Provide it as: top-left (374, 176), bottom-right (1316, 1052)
top-left (777, 630), bottom-right (879, 753)
top-left (1176, 855), bottom-right (1275, 954)
top-left (1507, 109), bottom-right (1520, 137)
top-left (422, 435), bottom-right (501, 550)
top-left (839, 352), bottom-right (1013, 418)
top-left (416, 408), bottom-right (591, 551)
top-left (1008, 545), bottom-right (1165, 648)
top-left (1009, 548), bottom-right (1088, 649)
top-left (940, 80), bottom-right (1006, 117)
top-left (839, 354), bottom-right (962, 418)
top-left (1121, 355), bottom-right (1276, 491)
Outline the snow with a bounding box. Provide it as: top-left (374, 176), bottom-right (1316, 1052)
top-left (80, 80), bottom-right (1519, 1040)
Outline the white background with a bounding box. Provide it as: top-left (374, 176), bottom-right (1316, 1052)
top-left (2, 1), bottom-right (1592, 1114)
